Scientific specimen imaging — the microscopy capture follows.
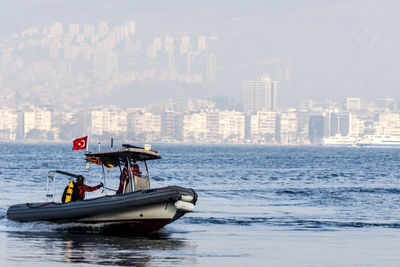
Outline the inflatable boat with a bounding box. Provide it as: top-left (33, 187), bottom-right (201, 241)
top-left (7, 145), bottom-right (197, 234)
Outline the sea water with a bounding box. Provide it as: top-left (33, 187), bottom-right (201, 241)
top-left (1, 143), bottom-right (400, 266)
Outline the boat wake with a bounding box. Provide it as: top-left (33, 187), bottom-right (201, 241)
top-left (0, 212), bottom-right (109, 234)
top-left (0, 213), bottom-right (174, 237)
top-left (183, 216), bottom-right (400, 230)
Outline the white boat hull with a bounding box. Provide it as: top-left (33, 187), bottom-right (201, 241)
top-left (79, 202), bottom-right (181, 222)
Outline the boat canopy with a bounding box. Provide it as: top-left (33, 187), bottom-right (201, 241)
top-left (85, 146), bottom-right (161, 168)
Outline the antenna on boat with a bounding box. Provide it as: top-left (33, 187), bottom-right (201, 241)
top-left (98, 142), bottom-right (101, 152)
top-left (111, 138), bottom-right (114, 150)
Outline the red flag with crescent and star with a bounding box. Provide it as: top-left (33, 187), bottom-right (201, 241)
top-left (72, 136), bottom-right (88, 150)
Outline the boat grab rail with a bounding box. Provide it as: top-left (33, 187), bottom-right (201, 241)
top-left (46, 171), bottom-right (56, 202)
top-left (46, 170), bottom-right (78, 202)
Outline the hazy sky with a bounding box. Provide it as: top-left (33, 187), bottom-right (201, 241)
top-left (2, 0), bottom-right (400, 108)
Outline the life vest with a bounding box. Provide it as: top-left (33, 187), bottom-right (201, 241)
top-left (62, 182), bottom-right (76, 203)
top-left (132, 167), bottom-right (141, 177)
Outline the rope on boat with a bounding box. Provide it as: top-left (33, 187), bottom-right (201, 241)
top-left (26, 202), bottom-right (63, 208)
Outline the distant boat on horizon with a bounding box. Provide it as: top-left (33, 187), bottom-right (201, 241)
top-left (355, 134), bottom-right (400, 148)
top-left (322, 134), bottom-right (400, 148)
top-left (322, 134), bottom-right (358, 147)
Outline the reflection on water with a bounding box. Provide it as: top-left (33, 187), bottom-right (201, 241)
top-left (6, 229), bottom-right (194, 266)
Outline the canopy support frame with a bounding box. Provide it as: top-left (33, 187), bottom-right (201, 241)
top-left (100, 160), bottom-right (107, 195)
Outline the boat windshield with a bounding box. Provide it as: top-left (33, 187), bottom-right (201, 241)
top-left (125, 160), bottom-right (150, 192)
top-left (133, 160), bottom-right (149, 179)
top-left (84, 146), bottom-right (159, 193)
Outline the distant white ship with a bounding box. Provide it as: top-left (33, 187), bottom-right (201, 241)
top-left (322, 134), bottom-right (358, 147)
top-left (355, 135), bottom-right (400, 148)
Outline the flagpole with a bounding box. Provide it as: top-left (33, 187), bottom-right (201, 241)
top-left (87, 135), bottom-right (90, 152)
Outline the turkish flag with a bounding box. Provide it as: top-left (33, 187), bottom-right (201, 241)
top-left (72, 136), bottom-right (88, 150)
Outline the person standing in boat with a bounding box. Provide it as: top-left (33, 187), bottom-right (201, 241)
top-left (116, 163), bottom-right (140, 194)
top-left (62, 175), bottom-right (103, 203)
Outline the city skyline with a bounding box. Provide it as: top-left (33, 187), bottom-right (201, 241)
top-left (1, 95), bottom-right (399, 145)
top-left (1, 1), bottom-right (400, 145)
top-left (0, 19), bottom-right (220, 109)
top-left (1, 0), bottom-right (400, 109)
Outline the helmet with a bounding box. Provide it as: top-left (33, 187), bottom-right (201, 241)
top-left (76, 175), bottom-right (85, 185)
top-left (131, 164), bottom-right (139, 169)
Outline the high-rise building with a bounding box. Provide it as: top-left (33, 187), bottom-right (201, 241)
top-left (168, 47), bottom-right (175, 70)
top-left (128, 111), bottom-right (161, 141)
top-left (146, 44), bottom-right (158, 59)
top-left (83, 24), bottom-right (95, 37)
top-left (127, 21), bottom-right (136, 35)
top-left (180, 36), bottom-right (191, 55)
top-left (378, 113), bottom-right (400, 130)
top-left (97, 22), bottom-right (109, 38)
top-left (206, 54), bottom-right (216, 82)
top-left (218, 110), bottom-right (245, 142)
top-left (182, 112), bottom-right (207, 142)
top-left (279, 109), bottom-right (297, 144)
top-left (49, 22), bottom-right (63, 39)
top-left (330, 112), bottom-right (350, 136)
top-left (16, 108), bottom-right (52, 139)
top-left (308, 115), bottom-right (325, 144)
top-left (297, 110), bottom-right (309, 144)
top-left (34, 109), bottom-right (52, 131)
top-left (187, 52), bottom-right (193, 75)
top-left (93, 51), bottom-right (118, 77)
top-left (206, 109), bottom-right (219, 142)
top-left (88, 107), bottom-right (127, 136)
top-left (164, 36), bottom-right (175, 71)
top-left (242, 74), bottom-right (278, 114)
top-left (349, 113), bottom-right (364, 137)
top-left (0, 107), bottom-right (17, 140)
top-left (197, 35), bottom-right (207, 51)
top-left (250, 110), bottom-right (277, 143)
top-left (345, 98), bottom-right (361, 111)
top-left (161, 110), bottom-right (176, 141)
top-left (153, 37), bottom-right (162, 51)
top-left (164, 36), bottom-right (174, 52)
top-left (49, 41), bottom-right (61, 58)
top-left (68, 24), bottom-right (79, 36)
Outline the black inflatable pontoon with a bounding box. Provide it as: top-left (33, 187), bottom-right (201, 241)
top-left (7, 145), bottom-right (197, 234)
